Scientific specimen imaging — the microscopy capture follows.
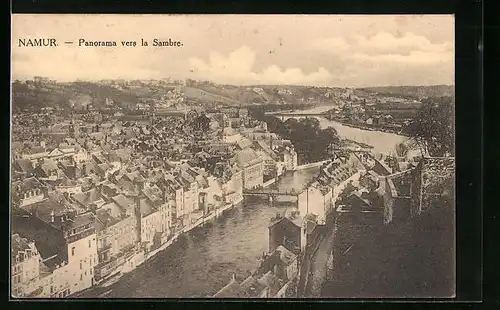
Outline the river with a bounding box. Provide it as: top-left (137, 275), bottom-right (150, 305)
top-left (82, 167), bottom-right (320, 298)
top-left (82, 105), bottom-right (407, 298)
top-left (281, 105), bottom-right (409, 154)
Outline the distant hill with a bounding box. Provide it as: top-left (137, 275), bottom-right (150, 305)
top-left (186, 81), bottom-right (342, 105)
top-left (182, 86), bottom-right (239, 105)
top-left (11, 80), bottom-right (141, 112)
top-left (13, 79), bottom-right (452, 113)
top-left (358, 85), bottom-right (454, 98)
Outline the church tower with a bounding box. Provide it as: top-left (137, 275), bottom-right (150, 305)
top-left (69, 107), bottom-right (80, 138)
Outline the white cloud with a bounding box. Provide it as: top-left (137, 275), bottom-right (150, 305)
top-left (353, 32), bottom-right (454, 57)
top-left (304, 31), bottom-right (454, 86)
top-left (309, 32), bottom-right (453, 59)
top-left (350, 50), bottom-right (453, 65)
top-left (188, 46), bottom-right (332, 85)
top-left (11, 15), bottom-right (454, 87)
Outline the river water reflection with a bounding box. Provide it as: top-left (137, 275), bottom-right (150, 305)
top-left (84, 167), bottom-right (320, 298)
top-left (282, 105), bottom-right (409, 154)
top-left (84, 105), bottom-right (408, 298)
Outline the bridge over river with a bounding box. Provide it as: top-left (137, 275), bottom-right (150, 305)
top-left (243, 188), bottom-right (301, 197)
top-left (77, 166), bottom-right (321, 298)
top-left (269, 112), bottom-right (326, 117)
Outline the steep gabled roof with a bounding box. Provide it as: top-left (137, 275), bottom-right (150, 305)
top-left (101, 201), bottom-right (123, 219)
top-left (213, 277), bottom-right (245, 298)
top-left (139, 198), bottom-right (158, 217)
top-left (232, 148), bottom-right (262, 168)
top-left (14, 159), bottom-right (34, 174)
top-left (94, 209), bottom-right (120, 231)
top-left (275, 245), bottom-right (297, 266)
top-left (112, 194), bottom-right (135, 213)
top-left (240, 275), bottom-right (267, 297)
top-left (12, 177), bottom-right (44, 194)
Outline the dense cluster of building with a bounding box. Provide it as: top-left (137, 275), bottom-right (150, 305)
top-left (327, 103), bottom-right (404, 130)
top-left (10, 106), bottom-right (299, 298)
top-left (213, 244), bottom-right (298, 298)
top-left (212, 150), bottom-right (370, 298)
top-left (225, 146), bottom-right (454, 298)
top-left (324, 91), bottom-right (421, 133)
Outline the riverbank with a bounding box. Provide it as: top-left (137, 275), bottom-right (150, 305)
top-left (73, 198), bottom-right (244, 298)
top-left (264, 104), bottom-right (407, 137)
top-left (274, 105), bottom-right (407, 154)
top-left (324, 116), bottom-right (408, 136)
top-left (342, 139), bottom-right (374, 150)
top-left (296, 160), bottom-right (330, 171)
top-left (73, 169), bottom-right (313, 298)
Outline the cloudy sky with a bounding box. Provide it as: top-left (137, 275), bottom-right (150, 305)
top-left (11, 14), bottom-right (454, 87)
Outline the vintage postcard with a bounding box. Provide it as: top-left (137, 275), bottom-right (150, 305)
top-left (10, 14), bottom-right (455, 299)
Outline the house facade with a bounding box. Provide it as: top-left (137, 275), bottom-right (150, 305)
top-left (11, 234), bottom-right (42, 298)
top-left (232, 148), bottom-right (264, 190)
top-left (297, 182), bottom-right (333, 225)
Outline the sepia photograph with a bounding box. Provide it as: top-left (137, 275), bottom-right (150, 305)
top-left (10, 14), bottom-right (455, 299)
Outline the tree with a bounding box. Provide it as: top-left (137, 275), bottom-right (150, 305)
top-left (298, 117), bottom-right (321, 135)
top-left (322, 127), bottom-right (341, 146)
top-left (395, 142), bottom-right (409, 158)
top-left (192, 114), bottom-right (210, 133)
top-left (284, 118), bottom-right (300, 134)
top-left (404, 97), bottom-right (454, 157)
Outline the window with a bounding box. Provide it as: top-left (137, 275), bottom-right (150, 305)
top-left (80, 261), bottom-right (82, 270)
top-left (88, 240), bottom-right (91, 248)
top-left (71, 247), bottom-right (75, 256)
top-left (80, 274), bottom-right (82, 281)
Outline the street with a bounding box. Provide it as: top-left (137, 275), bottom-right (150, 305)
top-left (304, 220), bottom-right (337, 297)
